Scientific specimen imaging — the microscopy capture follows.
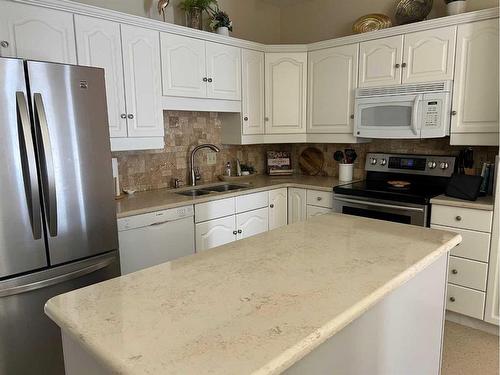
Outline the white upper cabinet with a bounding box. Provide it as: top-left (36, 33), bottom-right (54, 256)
top-left (206, 42), bottom-right (241, 100)
top-left (451, 19), bottom-right (499, 143)
top-left (0, 2), bottom-right (76, 64)
top-left (241, 49), bottom-right (265, 135)
top-left (75, 16), bottom-right (127, 138)
top-left (265, 53), bottom-right (307, 134)
top-left (359, 36), bottom-right (403, 87)
top-left (308, 44), bottom-right (358, 134)
top-left (160, 33), bottom-right (206, 98)
top-left (402, 26), bottom-right (457, 84)
top-left (269, 188), bottom-right (288, 230)
top-left (121, 25), bottom-right (163, 138)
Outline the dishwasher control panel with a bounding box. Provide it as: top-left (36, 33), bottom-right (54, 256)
top-left (118, 205), bottom-right (194, 231)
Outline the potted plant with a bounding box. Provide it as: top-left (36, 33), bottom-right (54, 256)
top-left (445, 0), bottom-right (467, 16)
top-left (207, 5), bottom-right (233, 36)
top-left (179, 0), bottom-right (217, 30)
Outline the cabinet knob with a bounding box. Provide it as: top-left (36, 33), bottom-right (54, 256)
top-left (455, 216), bottom-right (462, 222)
top-left (270, 204), bottom-right (274, 208)
top-left (265, 117), bottom-right (269, 121)
top-left (317, 197), bottom-right (323, 201)
top-left (452, 269), bottom-right (458, 275)
top-left (120, 114), bottom-right (127, 119)
top-left (207, 78), bottom-right (213, 83)
top-left (0, 41), bottom-right (9, 48)
top-left (127, 114), bottom-right (134, 119)
top-left (401, 62), bottom-right (407, 68)
top-left (237, 229), bottom-right (242, 234)
top-left (243, 116), bottom-right (249, 121)
top-left (233, 230), bottom-right (237, 235)
top-left (449, 297), bottom-right (456, 302)
top-left (350, 114), bottom-right (354, 119)
top-left (451, 110), bottom-right (457, 116)
top-left (203, 77), bottom-right (208, 82)
top-left (395, 63), bottom-right (401, 69)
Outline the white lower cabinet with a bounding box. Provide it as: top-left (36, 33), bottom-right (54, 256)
top-left (236, 208), bottom-right (268, 240)
top-left (288, 188), bottom-right (307, 224)
top-left (446, 284), bottom-right (486, 320)
top-left (195, 216), bottom-right (236, 252)
top-left (269, 188), bottom-right (288, 230)
top-left (307, 205), bottom-right (332, 219)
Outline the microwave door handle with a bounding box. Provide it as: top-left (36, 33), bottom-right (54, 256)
top-left (411, 94), bottom-right (422, 136)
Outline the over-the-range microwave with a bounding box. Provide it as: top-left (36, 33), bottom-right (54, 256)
top-left (354, 81), bottom-right (453, 139)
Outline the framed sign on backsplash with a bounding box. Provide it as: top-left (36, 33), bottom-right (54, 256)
top-left (267, 151), bottom-right (293, 176)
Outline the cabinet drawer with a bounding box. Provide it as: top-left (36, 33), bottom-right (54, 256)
top-left (306, 190), bottom-right (333, 209)
top-left (432, 225), bottom-right (491, 262)
top-left (446, 284), bottom-right (485, 320)
top-left (195, 198), bottom-right (235, 223)
top-left (448, 256), bottom-right (488, 291)
top-left (236, 191), bottom-right (268, 213)
top-left (306, 205), bottom-right (332, 219)
top-left (431, 205), bottom-right (493, 232)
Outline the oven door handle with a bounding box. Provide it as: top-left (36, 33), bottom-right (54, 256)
top-left (334, 197), bottom-right (425, 213)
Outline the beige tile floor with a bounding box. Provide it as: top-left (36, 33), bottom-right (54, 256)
top-left (442, 321), bottom-right (499, 375)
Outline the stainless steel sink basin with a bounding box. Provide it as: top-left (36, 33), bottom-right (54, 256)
top-left (176, 189), bottom-right (211, 197)
top-left (205, 184), bottom-right (249, 192)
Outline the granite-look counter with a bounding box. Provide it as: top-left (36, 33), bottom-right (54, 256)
top-left (431, 194), bottom-right (495, 211)
top-left (45, 214), bottom-right (461, 375)
top-left (116, 175), bottom-right (346, 218)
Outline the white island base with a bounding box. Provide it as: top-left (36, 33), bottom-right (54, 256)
top-left (61, 254), bottom-right (448, 375)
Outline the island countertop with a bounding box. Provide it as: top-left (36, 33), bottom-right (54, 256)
top-left (45, 214), bottom-right (461, 375)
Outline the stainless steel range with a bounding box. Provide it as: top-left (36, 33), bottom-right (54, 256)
top-left (333, 153), bottom-right (456, 227)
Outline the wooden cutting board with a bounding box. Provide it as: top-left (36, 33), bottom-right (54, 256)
top-left (299, 147), bottom-right (325, 176)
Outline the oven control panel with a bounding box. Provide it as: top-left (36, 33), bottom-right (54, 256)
top-left (365, 153), bottom-right (455, 177)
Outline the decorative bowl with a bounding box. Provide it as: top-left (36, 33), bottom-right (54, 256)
top-left (353, 14), bottom-right (393, 34)
top-left (395, 0), bottom-right (434, 25)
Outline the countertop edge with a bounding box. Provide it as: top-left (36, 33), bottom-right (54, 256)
top-left (44, 233), bottom-right (461, 375)
top-left (430, 195), bottom-right (495, 211)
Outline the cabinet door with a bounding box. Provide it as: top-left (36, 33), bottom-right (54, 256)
top-left (306, 205), bottom-right (332, 220)
top-left (308, 44), bottom-right (358, 134)
top-left (242, 49), bottom-right (265, 135)
top-left (195, 216), bottom-right (235, 252)
top-left (265, 53), bottom-right (307, 134)
top-left (269, 188), bottom-right (288, 230)
top-left (75, 16), bottom-right (127, 138)
top-left (206, 42), bottom-right (241, 100)
top-left (288, 188), bottom-right (307, 224)
top-left (0, 2), bottom-right (76, 64)
top-left (160, 33), bottom-right (206, 98)
top-left (121, 25), bottom-right (163, 137)
top-left (451, 19), bottom-right (499, 136)
top-left (359, 36), bottom-right (403, 87)
top-left (236, 208), bottom-right (268, 240)
top-left (402, 26), bottom-right (456, 84)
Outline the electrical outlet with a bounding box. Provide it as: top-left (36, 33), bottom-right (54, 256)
top-left (207, 152), bottom-right (217, 166)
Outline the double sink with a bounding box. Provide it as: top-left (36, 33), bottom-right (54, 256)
top-left (176, 183), bottom-right (251, 197)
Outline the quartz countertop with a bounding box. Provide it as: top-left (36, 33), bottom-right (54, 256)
top-left (45, 214), bottom-right (461, 375)
top-left (116, 175), bottom-right (346, 218)
top-left (431, 194), bottom-right (495, 211)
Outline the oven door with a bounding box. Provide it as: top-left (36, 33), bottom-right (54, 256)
top-left (333, 194), bottom-right (428, 227)
top-left (354, 94), bottom-right (422, 139)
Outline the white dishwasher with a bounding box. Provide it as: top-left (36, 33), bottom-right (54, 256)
top-left (118, 205), bottom-right (195, 275)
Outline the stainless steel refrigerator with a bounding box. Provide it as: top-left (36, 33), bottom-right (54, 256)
top-left (0, 57), bottom-right (120, 374)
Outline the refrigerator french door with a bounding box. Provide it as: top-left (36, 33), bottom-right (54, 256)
top-left (0, 57), bottom-right (120, 375)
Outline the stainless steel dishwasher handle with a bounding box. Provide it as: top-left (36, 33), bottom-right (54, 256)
top-left (334, 197), bottom-right (425, 212)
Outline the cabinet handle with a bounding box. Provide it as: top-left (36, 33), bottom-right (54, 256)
top-left (455, 216), bottom-right (462, 222)
top-left (395, 63), bottom-right (401, 68)
top-left (243, 116), bottom-right (249, 121)
top-left (203, 77), bottom-right (208, 82)
top-left (233, 230), bottom-right (237, 235)
top-left (237, 229), bottom-right (242, 234)
top-left (207, 78), bottom-right (213, 83)
top-left (127, 114), bottom-right (134, 119)
top-left (120, 114), bottom-right (127, 119)
top-left (449, 297), bottom-right (456, 302)
top-left (451, 110), bottom-right (457, 116)
top-left (270, 204), bottom-right (274, 208)
top-left (452, 269), bottom-right (458, 275)
top-left (0, 41), bottom-right (9, 48)
top-left (401, 62), bottom-right (407, 68)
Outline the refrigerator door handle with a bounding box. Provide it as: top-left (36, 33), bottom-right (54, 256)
top-left (16, 91), bottom-right (42, 240)
top-left (0, 256), bottom-right (115, 298)
top-left (33, 93), bottom-right (58, 237)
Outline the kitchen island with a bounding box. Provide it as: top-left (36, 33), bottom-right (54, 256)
top-left (45, 214), bottom-right (461, 375)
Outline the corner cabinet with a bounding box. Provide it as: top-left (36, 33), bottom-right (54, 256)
top-left (0, 1), bottom-right (76, 64)
top-left (241, 49), bottom-right (265, 135)
top-left (307, 44), bottom-right (359, 142)
top-left (450, 19), bottom-right (499, 146)
top-left (265, 53), bottom-right (307, 134)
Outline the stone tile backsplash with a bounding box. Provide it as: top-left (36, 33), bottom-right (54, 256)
top-left (113, 111), bottom-right (498, 192)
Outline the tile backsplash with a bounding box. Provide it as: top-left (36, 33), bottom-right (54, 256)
top-left (113, 111), bottom-right (498, 192)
